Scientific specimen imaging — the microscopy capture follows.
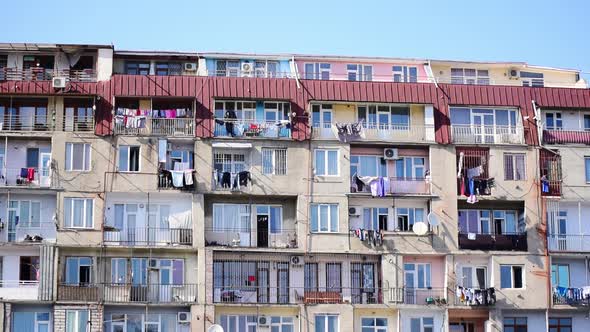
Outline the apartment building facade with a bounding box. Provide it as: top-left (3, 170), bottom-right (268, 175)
top-left (0, 42), bottom-right (589, 332)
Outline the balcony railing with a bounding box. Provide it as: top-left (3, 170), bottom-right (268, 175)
top-left (208, 70), bottom-right (292, 78)
top-left (351, 176), bottom-right (431, 195)
top-left (553, 287), bottom-right (590, 306)
top-left (0, 67), bottom-right (96, 82)
top-left (0, 115), bottom-right (53, 131)
top-left (547, 234), bottom-right (590, 252)
top-left (103, 227), bottom-right (193, 246)
top-left (158, 170), bottom-right (195, 190)
top-left (114, 118), bottom-right (195, 137)
top-left (312, 123), bottom-right (435, 143)
top-left (1, 222), bottom-right (56, 243)
top-left (213, 286), bottom-right (383, 305)
top-left (0, 280), bottom-right (39, 300)
top-left (214, 119), bottom-right (291, 138)
top-left (103, 283), bottom-right (197, 303)
top-left (212, 170), bottom-right (252, 191)
top-left (205, 227), bottom-right (297, 249)
top-left (451, 287), bottom-right (496, 306)
top-left (389, 287), bottom-right (447, 305)
top-left (543, 129), bottom-right (590, 145)
top-left (58, 283), bottom-right (100, 302)
top-left (458, 232), bottom-right (528, 251)
top-left (63, 116), bottom-right (94, 132)
top-left (541, 179), bottom-right (561, 197)
top-left (0, 167), bottom-right (51, 187)
top-left (450, 125), bottom-right (525, 144)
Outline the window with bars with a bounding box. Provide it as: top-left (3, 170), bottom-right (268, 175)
top-left (213, 152), bottom-right (247, 174)
top-left (504, 153), bottom-right (526, 180)
top-left (262, 148), bottom-right (287, 175)
top-left (155, 62), bottom-right (182, 76)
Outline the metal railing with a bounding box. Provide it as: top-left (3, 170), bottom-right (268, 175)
top-left (103, 283), bottom-right (197, 303)
top-left (158, 170), bottom-right (195, 190)
top-left (213, 286), bottom-right (383, 305)
top-left (114, 117), bottom-right (195, 137)
top-left (0, 115), bottom-right (53, 131)
top-left (1, 221), bottom-right (56, 243)
top-left (214, 119), bottom-right (291, 138)
top-left (543, 129), bottom-right (590, 145)
top-left (63, 116), bottom-right (94, 132)
top-left (450, 125), bottom-right (525, 144)
top-left (547, 234), bottom-right (590, 252)
top-left (208, 70), bottom-right (292, 78)
top-left (0, 67), bottom-right (96, 82)
top-left (212, 170), bottom-right (252, 191)
top-left (351, 177), bottom-right (431, 195)
top-left (205, 227), bottom-right (298, 248)
top-left (458, 232), bottom-right (528, 251)
top-left (58, 283), bottom-right (101, 302)
top-left (553, 287), bottom-right (590, 306)
top-left (103, 227), bottom-right (193, 246)
top-left (313, 123), bottom-right (435, 143)
top-left (0, 167), bottom-right (51, 187)
top-left (451, 287), bottom-right (496, 306)
top-left (389, 287), bottom-right (447, 305)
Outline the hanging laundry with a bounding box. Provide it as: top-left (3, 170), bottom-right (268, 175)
top-left (467, 165), bottom-right (483, 178)
top-left (170, 171), bottom-right (184, 188)
top-left (183, 170), bottom-right (193, 186)
top-left (27, 168), bottom-right (35, 182)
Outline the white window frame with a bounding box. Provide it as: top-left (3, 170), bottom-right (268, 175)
top-left (66, 310), bottom-right (89, 332)
top-left (520, 71), bottom-right (544, 87)
top-left (64, 198), bottom-right (94, 229)
top-left (212, 203), bottom-right (251, 232)
top-left (501, 264), bottom-right (525, 289)
top-left (262, 148), bottom-right (287, 175)
top-left (460, 265), bottom-right (488, 288)
top-left (270, 316), bottom-right (295, 332)
top-left (392, 66), bottom-right (418, 83)
top-left (395, 207), bottom-right (425, 232)
top-left (304, 63), bottom-right (331, 80)
top-left (450, 68), bottom-right (490, 85)
top-left (219, 315), bottom-right (258, 332)
top-left (9, 200), bottom-right (42, 228)
top-left (65, 142), bottom-right (91, 171)
top-left (404, 263), bottom-right (431, 289)
top-left (361, 317), bottom-right (388, 332)
top-left (350, 155), bottom-right (387, 177)
top-left (314, 149), bottom-right (339, 176)
top-left (66, 257), bottom-right (93, 285)
top-left (255, 205), bottom-right (283, 234)
top-left (346, 64), bottom-right (373, 81)
top-left (117, 145), bottom-right (140, 172)
top-left (315, 314), bottom-right (339, 332)
top-left (504, 153), bottom-right (526, 181)
top-left (311, 203), bottom-right (339, 233)
top-left (111, 257), bottom-right (127, 284)
top-left (396, 157), bottom-right (426, 179)
top-left (363, 207), bottom-right (389, 231)
top-left (213, 151), bottom-right (248, 174)
top-left (545, 111), bottom-right (563, 130)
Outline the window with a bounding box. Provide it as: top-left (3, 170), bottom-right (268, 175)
top-left (213, 203), bottom-right (251, 232)
top-left (357, 104), bottom-right (410, 129)
top-left (410, 317), bottom-right (434, 332)
top-left (500, 265), bottom-right (524, 288)
top-left (361, 318), bottom-right (387, 332)
top-left (66, 310), bottom-right (89, 332)
top-left (392, 66), bottom-right (418, 82)
top-left (326, 262), bottom-right (342, 292)
top-left (125, 61), bottom-right (150, 75)
top-left (350, 155), bottom-right (387, 177)
top-left (315, 314), bottom-right (338, 332)
top-left (155, 62), bottom-right (182, 76)
top-left (404, 263), bottom-right (431, 289)
top-left (19, 256), bottom-right (39, 282)
top-left (64, 198), bottom-right (93, 228)
top-left (214, 100), bottom-right (257, 121)
top-left (304, 63), bottom-right (331, 80)
top-left (311, 204), bottom-right (338, 233)
top-left (450, 68), bottom-right (490, 85)
top-left (521, 71), bottom-right (544, 87)
top-left (461, 266), bottom-right (487, 288)
top-left (549, 317), bottom-right (572, 332)
top-left (9, 200), bottom-right (41, 228)
top-left (504, 153), bottom-right (526, 180)
top-left (314, 149), bottom-right (339, 176)
top-left (215, 60), bottom-right (240, 77)
top-left (503, 317), bottom-right (527, 332)
top-left (12, 312), bottom-right (51, 332)
top-left (118, 145), bottom-right (140, 172)
top-left (396, 208), bottom-right (424, 232)
top-left (214, 151), bottom-right (247, 174)
top-left (551, 264), bottom-right (570, 288)
top-left (219, 315), bottom-right (258, 332)
top-left (271, 316), bottom-right (294, 332)
top-left (312, 104), bottom-right (333, 129)
top-left (65, 143), bottom-right (91, 171)
top-left (111, 258), bottom-right (127, 283)
top-left (459, 209), bottom-right (522, 235)
top-left (346, 64), bottom-right (373, 81)
top-left (545, 112), bottom-right (563, 130)
top-left (262, 148), bottom-right (287, 175)
top-left (255, 60), bottom-right (280, 78)
top-left (256, 205), bottom-right (283, 234)
top-left (264, 102), bottom-right (290, 122)
top-left (585, 157), bottom-right (590, 183)
top-left (395, 157), bottom-right (425, 179)
top-left (363, 208), bottom-right (389, 231)
top-left (65, 257), bottom-right (92, 285)
top-left (305, 263), bottom-right (318, 291)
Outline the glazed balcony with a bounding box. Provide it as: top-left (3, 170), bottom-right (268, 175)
top-left (547, 234), bottom-right (590, 252)
top-left (207, 69), bottom-right (291, 78)
top-left (103, 227), bottom-right (193, 247)
top-left (214, 119), bottom-right (291, 139)
top-left (390, 287), bottom-right (447, 305)
top-left (458, 232), bottom-right (528, 251)
top-left (205, 227), bottom-right (297, 249)
top-left (350, 177), bottom-right (431, 196)
top-left (114, 117), bottom-right (195, 137)
top-left (450, 125), bottom-right (525, 145)
top-left (312, 123), bottom-right (434, 143)
top-left (103, 283), bottom-right (197, 303)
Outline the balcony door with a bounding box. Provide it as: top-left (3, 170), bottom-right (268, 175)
top-left (148, 259), bottom-right (172, 302)
top-left (404, 263), bottom-right (431, 304)
top-left (39, 152), bottom-right (51, 187)
top-left (312, 104), bottom-right (333, 137)
top-left (549, 211), bottom-right (568, 251)
top-left (472, 111), bottom-right (494, 144)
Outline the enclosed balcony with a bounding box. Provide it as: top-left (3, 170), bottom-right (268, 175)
top-left (114, 98), bottom-right (195, 137)
top-left (213, 100), bottom-right (292, 139)
top-left (207, 58), bottom-right (291, 78)
top-left (449, 107), bottom-right (525, 144)
top-left (541, 110), bottom-right (590, 145)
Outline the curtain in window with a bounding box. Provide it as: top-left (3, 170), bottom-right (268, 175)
top-left (327, 151), bottom-right (338, 175)
top-left (270, 207), bottom-right (281, 233)
top-left (118, 146), bottom-right (128, 171)
top-left (315, 150), bottom-right (325, 175)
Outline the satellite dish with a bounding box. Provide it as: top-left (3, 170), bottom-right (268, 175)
top-left (428, 212), bottom-right (440, 227)
top-left (413, 221), bottom-right (428, 236)
top-left (208, 325), bottom-right (224, 332)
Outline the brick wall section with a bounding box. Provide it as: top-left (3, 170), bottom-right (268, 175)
top-left (3, 302), bottom-right (11, 332)
top-left (54, 304), bottom-right (103, 332)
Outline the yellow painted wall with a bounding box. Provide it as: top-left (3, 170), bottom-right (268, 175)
top-left (410, 105), bottom-right (424, 126)
top-left (139, 99), bottom-right (151, 110)
top-left (333, 103), bottom-right (356, 123)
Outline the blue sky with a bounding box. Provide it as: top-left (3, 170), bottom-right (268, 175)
top-left (2, 0), bottom-right (589, 75)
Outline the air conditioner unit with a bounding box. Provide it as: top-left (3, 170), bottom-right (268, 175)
top-left (149, 259), bottom-right (158, 269)
top-left (290, 255), bottom-right (304, 266)
top-left (52, 77), bottom-right (68, 88)
top-left (258, 316), bottom-right (269, 327)
top-left (508, 68), bottom-right (520, 79)
top-left (184, 63), bottom-right (197, 71)
top-left (348, 207), bottom-right (360, 216)
top-left (241, 62), bottom-right (253, 77)
top-left (383, 148), bottom-right (399, 160)
top-left (177, 312), bottom-right (190, 324)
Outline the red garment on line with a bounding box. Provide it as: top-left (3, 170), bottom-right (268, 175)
top-left (27, 168), bottom-right (35, 181)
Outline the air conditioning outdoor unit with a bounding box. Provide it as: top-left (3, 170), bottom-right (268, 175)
top-left (241, 62), bottom-right (253, 77)
top-left (348, 207), bottom-right (360, 216)
top-left (290, 255), bottom-right (304, 266)
top-left (508, 68), bottom-right (520, 79)
top-left (383, 148), bottom-right (399, 160)
top-left (258, 316), bottom-right (269, 326)
top-left (184, 63), bottom-right (197, 71)
top-left (52, 77), bottom-right (68, 88)
top-left (177, 312), bottom-right (190, 324)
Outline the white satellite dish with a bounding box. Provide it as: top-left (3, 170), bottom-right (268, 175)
top-left (208, 324), bottom-right (224, 332)
top-left (427, 212), bottom-right (440, 227)
top-left (413, 221), bottom-right (428, 236)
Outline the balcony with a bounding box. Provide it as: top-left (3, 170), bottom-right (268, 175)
top-left (1, 222), bottom-right (56, 243)
top-left (63, 115), bottom-right (94, 132)
top-left (450, 125), bottom-right (525, 144)
top-left (208, 69), bottom-right (291, 78)
top-left (390, 287), bottom-right (447, 305)
top-left (103, 283), bottom-right (197, 303)
top-left (103, 227), bottom-right (193, 246)
top-left (205, 227), bottom-right (297, 248)
top-left (211, 170), bottom-right (252, 192)
top-left (214, 119), bottom-right (291, 139)
top-left (313, 124), bottom-right (434, 143)
top-left (543, 129), bottom-right (590, 145)
top-left (451, 287), bottom-right (496, 306)
top-left (0, 68), bottom-right (96, 82)
top-left (0, 114), bottom-right (53, 132)
top-left (350, 177), bottom-right (431, 196)
top-left (0, 168), bottom-right (51, 188)
top-left (58, 283), bottom-right (100, 302)
top-left (458, 232), bottom-right (528, 251)
top-left (553, 287), bottom-right (590, 306)
top-left (547, 234), bottom-right (590, 252)
top-left (157, 170), bottom-right (195, 190)
top-left (114, 118), bottom-right (195, 137)
top-left (213, 286), bottom-right (383, 305)
top-left (0, 280), bottom-right (39, 300)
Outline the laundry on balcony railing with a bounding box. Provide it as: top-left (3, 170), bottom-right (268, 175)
top-left (454, 286), bottom-right (496, 306)
top-left (114, 107), bottom-right (192, 130)
top-left (350, 229), bottom-right (383, 247)
top-left (351, 174), bottom-right (431, 196)
top-left (332, 122), bottom-right (365, 142)
top-left (553, 286), bottom-right (590, 306)
top-left (214, 170), bottom-right (252, 190)
top-left (159, 163), bottom-right (194, 189)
